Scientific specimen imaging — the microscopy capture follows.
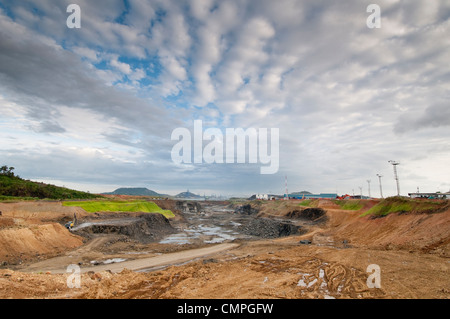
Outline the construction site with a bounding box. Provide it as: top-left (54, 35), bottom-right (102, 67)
top-left (0, 196), bottom-right (449, 299)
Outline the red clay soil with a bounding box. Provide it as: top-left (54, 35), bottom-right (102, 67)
top-left (0, 201), bottom-right (87, 264)
top-left (325, 208), bottom-right (450, 255)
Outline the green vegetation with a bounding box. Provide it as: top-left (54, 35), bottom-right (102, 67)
top-left (361, 196), bottom-right (448, 217)
top-left (0, 195), bottom-right (40, 201)
top-left (0, 168), bottom-right (101, 200)
top-left (62, 200), bottom-right (174, 218)
top-left (298, 199), bottom-right (319, 207)
top-left (0, 165), bottom-right (17, 177)
top-left (333, 199), bottom-right (364, 210)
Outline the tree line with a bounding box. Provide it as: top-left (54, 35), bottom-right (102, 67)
top-left (0, 166), bottom-right (18, 178)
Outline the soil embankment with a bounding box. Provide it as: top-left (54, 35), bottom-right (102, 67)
top-left (0, 201), bottom-right (87, 265)
top-left (0, 223), bottom-right (83, 265)
top-left (324, 207), bottom-right (450, 255)
top-left (250, 198), bottom-right (450, 255)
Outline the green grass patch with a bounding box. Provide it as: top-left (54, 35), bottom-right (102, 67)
top-left (333, 199), bottom-right (364, 210)
top-left (62, 200), bottom-right (174, 218)
top-left (0, 195), bottom-right (40, 202)
top-left (298, 199), bottom-right (319, 207)
top-left (361, 196), bottom-right (448, 217)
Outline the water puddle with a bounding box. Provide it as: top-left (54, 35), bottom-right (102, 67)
top-left (159, 233), bottom-right (191, 245)
top-left (90, 258), bottom-right (127, 265)
top-left (160, 223), bottom-right (241, 245)
top-left (72, 218), bottom-right (138, 231)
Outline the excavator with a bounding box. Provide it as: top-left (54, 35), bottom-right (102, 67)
top-left (65, 221), bottom-right (74, 230)
top-left (64, 213), bottom-right (77, 230)
top-left (337, 194), bottom-right (351, 200)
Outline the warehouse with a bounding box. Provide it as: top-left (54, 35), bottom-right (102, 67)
top-left (287, 193), bottom-right (338, 200)
top-left (408, 192), bottom-right (449, 199)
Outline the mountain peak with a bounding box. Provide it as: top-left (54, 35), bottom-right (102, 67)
top-left (175, 190), bottom-right (202, 198)
top-left (103, 187), bottom-right (162, 196)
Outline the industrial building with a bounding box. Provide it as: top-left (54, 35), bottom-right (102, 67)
top-left (408, 192), bottom-right (449, 199)
top-left (287, 193), bottom-right (338, 200)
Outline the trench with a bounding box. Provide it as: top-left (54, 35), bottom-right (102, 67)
top-left (71, 213), bottom-right (176, 244)
top-left (69, 202), bottom-right (305, 247)
top-left (159, 202), bottom-right (304, 245)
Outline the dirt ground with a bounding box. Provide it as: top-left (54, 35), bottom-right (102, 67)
top-left (0, 199), bottom-right (449, 299)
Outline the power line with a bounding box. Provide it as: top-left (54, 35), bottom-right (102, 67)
top-left (284, 175), bottom-right (288, 200)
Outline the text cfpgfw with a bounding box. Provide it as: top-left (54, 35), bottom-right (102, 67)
top-left (171, 120), bottom-right (279, 174)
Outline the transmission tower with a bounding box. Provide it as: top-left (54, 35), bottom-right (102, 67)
top-left (284, 175), bottom-right (289, 200)
top-left (367, 180), bottom-right (371, 198)
top-left (388, 160), bottom-right (401, 196)
top-left (376, 174), bottom-right (383, 198)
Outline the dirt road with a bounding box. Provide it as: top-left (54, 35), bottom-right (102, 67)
top-left (24, 243), bottom-right (239, 274)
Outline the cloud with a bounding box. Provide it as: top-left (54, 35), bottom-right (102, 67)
top-left (0, 0), bottom-right (449, 196)
top-left (0, 12), bottom-right (170, 135)
top-left (72, 46), bottom-right (100, 62)
top-left (394, 102), bottom-right (450, 133)
top-left (110, 56), bottom-right (132, 75)
top-left (31, 120), bottom-right (66, 134)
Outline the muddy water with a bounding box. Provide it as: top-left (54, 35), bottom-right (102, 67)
top-left (72, 218), bottom-right (140, 231)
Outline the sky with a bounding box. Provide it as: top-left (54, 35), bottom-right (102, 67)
top-left (0, 0), bottom-right (449, 197)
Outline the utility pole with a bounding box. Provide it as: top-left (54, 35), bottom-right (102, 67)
top-left (376, 174), bottom-right (383, 198)
top-left (284, 175), bottom-right (288, 200)
top-left (388, 160), bottom-right (401, 196)
top-left (367, 180), bottom-right (371, 198)
top-left (359, 186), bottom-right (362, 198)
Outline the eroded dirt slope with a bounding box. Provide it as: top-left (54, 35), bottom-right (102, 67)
top-left (0, 201), bottom-right (87, 265)
top-left (251, 199), bottom-right (450, 256)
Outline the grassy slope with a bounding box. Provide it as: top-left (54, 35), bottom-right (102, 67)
top-left (332, 199), bottom-right (364, 210)
top-left (298, 199), bottom-right (318, 207)
top-left (62, 200), bottom-right (174, 218)
top-left (0, 175), bottom-right (100, 200)
top-left (361, 196), bottom-right (449, 217)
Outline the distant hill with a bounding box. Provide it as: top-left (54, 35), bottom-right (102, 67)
top-left (103, 187), bottom-right (166, 197)
top-left (0, 173), bottom-right (100, 200)
top-left (175, 191), bottom-right (202, 199)
top-left (289, 191), bottom-right (312, 196)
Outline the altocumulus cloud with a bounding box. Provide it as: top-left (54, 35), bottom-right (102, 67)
top-left (0, 0), bottom-right (449, 196)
